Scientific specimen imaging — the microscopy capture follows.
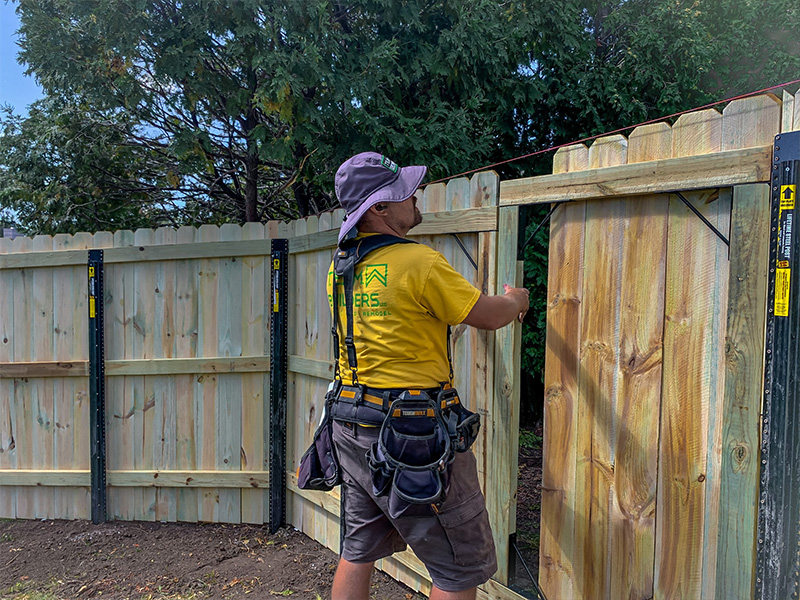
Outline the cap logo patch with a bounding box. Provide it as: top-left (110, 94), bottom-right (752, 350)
top-left (381, 156), bottom-right (399, 173)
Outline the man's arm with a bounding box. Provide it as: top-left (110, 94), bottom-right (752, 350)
top-left (461, 284), bottom-right (530, 331)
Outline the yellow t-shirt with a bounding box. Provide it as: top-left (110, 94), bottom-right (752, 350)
top-left (327, 235), bottom-right (481, 388)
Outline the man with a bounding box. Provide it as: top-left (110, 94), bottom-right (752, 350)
top-left (328, 152), bottom-right (529, 600)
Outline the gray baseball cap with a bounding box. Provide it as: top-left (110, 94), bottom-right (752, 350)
top-left (335, 151), bottom-right (427, 244)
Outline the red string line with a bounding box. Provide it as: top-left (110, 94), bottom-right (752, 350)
top-left (425, 78), bottom-right (800, 186)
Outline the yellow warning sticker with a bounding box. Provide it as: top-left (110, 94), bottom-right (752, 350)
top-left (781, 185), bottom-right (796, 211)
top-left (273, 291), bottom-right (279, 313)
top-left (775, 268), bottom-right (791, 317)
top-left (89, 297), bottom-right (96, 319)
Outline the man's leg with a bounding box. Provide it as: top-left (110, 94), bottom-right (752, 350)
top-left (429, 586), bottom-right (477, 600)
top-left (331, 557), bottom-right (374, 600)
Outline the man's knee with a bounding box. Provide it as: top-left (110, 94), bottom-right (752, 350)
top-left (429, 585), bottom-right (477, 600)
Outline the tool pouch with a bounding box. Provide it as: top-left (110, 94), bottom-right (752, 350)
top-left (297, 381), bottom-right (342, 491)
top-left (437, 387), bottom-right (481, 453)
top-left (367, 392), bottom-right (455, 518)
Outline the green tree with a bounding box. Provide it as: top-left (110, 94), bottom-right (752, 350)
top-left (11, 0), bottom-right (549, 222)
top-left (0, 98), bottom-right (189, 235)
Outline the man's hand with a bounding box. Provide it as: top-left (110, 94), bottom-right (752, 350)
top-left (463, 285), bottom-right (531, 330)
top-left (503, 284), bottom-right (530, 322)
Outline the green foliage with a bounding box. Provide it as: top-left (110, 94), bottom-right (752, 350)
top-left (0, 99), bottom-right (184, 235)
top-left (519, 428), bottom-right (543, 450)
top-left (4, 0), bottom-right (799, 235)
top-left (521, 205), bottom-right (551, 385)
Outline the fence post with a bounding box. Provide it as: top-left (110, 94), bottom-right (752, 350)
top-left (757, 129), bottom-right (800, 599)
top-left (270, 239), bottom-right (289, 533)
top-left (87, 250), bottom-right (106, 524)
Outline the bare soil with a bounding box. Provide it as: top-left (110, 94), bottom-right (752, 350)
top-left (0, 431), bottom-right (542, 600)
top-left (0, 520), bottom-right (424, 600)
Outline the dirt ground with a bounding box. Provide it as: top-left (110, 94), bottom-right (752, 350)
top-left (0, 432), bottom-right (542, 600)
top-left (0, 520), bottom-right (424, 600)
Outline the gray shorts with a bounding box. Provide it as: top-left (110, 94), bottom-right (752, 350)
top-left (332, 420), bottom-right (497, 592)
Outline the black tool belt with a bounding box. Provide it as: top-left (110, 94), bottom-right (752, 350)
top-left (332, 383), bottom-right (481, 515)
top-left (330, 382), bottom-right (449, 427)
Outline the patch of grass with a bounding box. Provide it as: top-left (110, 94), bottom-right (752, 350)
top-left (518, 530), bottom-right (541, 551)
top-left (1, 580), bottom-right (59, 600)
top-left (202, 570), bottom-right (218, 584)
top-left (0, 532), bottom-right (14, 542)
top-left (137, 592), bottom-right (199, 600)
top-left (269, 590), bottom-right (294, 596)
top-left (519, 429), bottom-right (542, 450)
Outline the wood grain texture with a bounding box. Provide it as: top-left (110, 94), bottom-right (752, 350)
top-left (627, 123), bottom-right (673, 164)
top-left (0, 470), bottom-right (269, 488)
top-left (71, 232), bottom-right (92, 519)
top-left (215, 224), bottom-right (243, 523)
top-left (10, 236), bottom-right (33, 518)
top-left (133, 228), bottom-right (157, 521)
top-left (672, 109), bottom-right (722, 157)
top-left (106, 230), bottom-right (132, 519)
top-left (0, 237), bottom-right (17, 518)
top-left (721, 94), bottom-right (781, 151)
top-left (240, 222), bottom-right (268, 525)
top-left (539, 143), bottom-right (588, 600)
top-left (573, 136), bottom-right (627, 600)
top-left (175, 225), bottom-right (199, 522)
top-left (782, 90), bottom-right (795, 133)
top-left (152, 227), bottom-right (178, 522)
top-left (196, 225), bottom-right (220, 522)
top-left (655, 188), bottom-right (730, 600)
top-left (608, 123), bottom-right (671, 600)
top-left (713, 185), bottom-right (769, 600)
top-left (795, 89), bottom-right (800, 133)
top-left (31, 235), bottom-right (55, 519)
top-left (489, 206), bottom-right (522, 584)
top-left (468, 172), bottom-right (498, 493)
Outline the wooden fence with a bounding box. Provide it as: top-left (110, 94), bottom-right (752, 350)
top-left (0, 174), bottom-right (526, 599)
top-left (0, 224), bottom-right (274, 524)
top-left (499, 90), bottom-right (800, 599)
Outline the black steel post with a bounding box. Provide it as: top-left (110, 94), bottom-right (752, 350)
top-left (756, 130), bottom-right (800, 599)
top-left (270, 239), bottom-right (289, 533)
top-left (87, 250), bottom-right (106, 524)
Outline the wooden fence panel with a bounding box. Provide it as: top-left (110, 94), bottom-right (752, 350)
top-left (0, 237), bottom-right (16, 518)
top-left (530, 92), bottom-right (783, 600)
top-left (711, 95), bottom-right (779, 600)
top-left (240, 222), bottom-right (269, 525)
top-left (574, 134), bottom-right (628, 599)
top-left (12, 235), bottom-right (34, 519)
top-left (174, 225), bottom-right (200, 522)
top-left (609, 123), bottom-right (671, 600)
top-left (539, 142), bottom-right (588, 600)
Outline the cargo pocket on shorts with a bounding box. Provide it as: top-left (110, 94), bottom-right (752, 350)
top-left (435, 490), bottom-right (494, 567)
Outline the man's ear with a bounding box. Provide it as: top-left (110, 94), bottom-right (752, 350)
top-left (369, 203), bottom-right (387, 215)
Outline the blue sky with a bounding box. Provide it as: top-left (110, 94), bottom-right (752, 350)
top-left (1, 1), bottom-right (43, 115)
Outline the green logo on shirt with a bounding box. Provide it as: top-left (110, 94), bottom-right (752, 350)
top-left (363, 264), bottom-right (388, 287)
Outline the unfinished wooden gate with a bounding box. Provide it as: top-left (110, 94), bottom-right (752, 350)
top-left (501, 91), bottom-right (799, 599)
